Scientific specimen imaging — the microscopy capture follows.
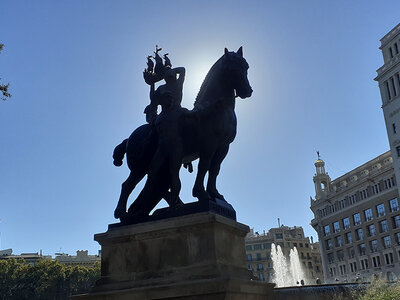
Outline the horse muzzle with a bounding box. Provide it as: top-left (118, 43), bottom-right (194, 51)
top-left (236, 87), bottom-right (253, 99)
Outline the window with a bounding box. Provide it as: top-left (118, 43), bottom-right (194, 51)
top-left (393, 123), bottom-right (397, 134)
top-left (258, 273), bottom-right (264, 281)
top-left (245, 245), bottom-right (253, 251)
top-left (372, 256), bottom-right (381, 268)
top-left (263, 243), bottom-right (271, 249)
top-left (350, 261), bottom-right (357, 273)
top-left (247, 264), bottom-right (253, 270)
top-left (339, 264), bottom-right (346, 275)
top-left (357, 228), bottom-right (364, 240)
top-left (397, 232), bottom-right (400, 245)
top-left (247, 254), bottom-right (252, 261)
top-left (395, 43), bottom-right (399, 54)
top-left (370, 240), bottom-right (378, 252)
top-left (360, 258), bottom-right (369, 270)
top-left (327, 253), bottom-right (334, 263)
top-left (293, 242), bottom-right (297, 247)
top-left (257, 263), bottom-right (263, 270)
top-left (326, 239), bottom-right (333, 250)
top-left (256, 253), bottom-right (262, 260)
top-left (343, 217), bottom-right (350, 229)
top-left (337, 250), bottom-right (344, 261)
top-left (393, 215), bottom-right (400, 229)
top-left (364, 208), bottom-right (373, 221)
top-left (387, 81), bottom-right (392, 100)
top-left (368, 224), bottom-right (376, 237)
top-left (359, 243), bottom-right (366, 255)
top-left (376, 204), bottom-right (386, 217)
top-left (299, 243), bottom-right (303, 248)
top-left (353, 213), bottom-right (361, 226)
top-left (305, 243), bottom-right (309, 248)
top-left (390, 47), bottom-right (394, 58)
top-left (383, 236), bottom-right (392, 248)
top-left (385, 252), bottom-right (394, 264)
top-left (324, 225), bottom-right (331, 236)
top-left (336, 236), bottom-right (343, 247)
top-left (346, 232), bottom-right (353, 244)
top-left (392, 77), bottom-right (397, 97)
top-left (372, 184), bottom-right (382, 195)
top-left (254, 244), bottom-right (262, 250)
top-left (348, 247), bottom-right (355, 258)
top-left (390, 198), bottom-right (399, 212)
top-left (333, 222), bottom-right (340, 233)
top-left (380, 220), bottom-right (389, 233)
top-left (397, 146), bottom-right (400, 158)
top-left (275, 233), bottom-right (283, 239)
top-left (397, 74), bottom-right (400, 90)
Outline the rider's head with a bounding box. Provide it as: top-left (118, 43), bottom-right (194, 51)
top-left (164, 68), bottom-right (177, 84)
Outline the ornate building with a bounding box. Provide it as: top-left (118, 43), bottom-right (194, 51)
top-left (310, 152), bottom-right (400, 283)
top-left (375, 23), bottom-right (400, 196)
top-left (245, 226), bottom-right (322, 283)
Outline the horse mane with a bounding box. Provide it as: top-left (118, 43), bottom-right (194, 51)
top-left (193, 56), bottom-right (223, 110)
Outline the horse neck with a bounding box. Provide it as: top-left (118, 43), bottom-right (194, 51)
top-left (196, 69), bottom-right (235, 110)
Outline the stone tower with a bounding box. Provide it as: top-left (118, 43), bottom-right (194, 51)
top-left (375, 23), bottom-right (400, 194)
top-left (313, 156), bottom-right (331, 201)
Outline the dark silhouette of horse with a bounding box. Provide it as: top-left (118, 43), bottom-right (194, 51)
top-left (113, 47), bottom-right (252, 222)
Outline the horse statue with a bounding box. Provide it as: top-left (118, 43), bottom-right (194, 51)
top-left (113, 47), bottom-right (252, 223)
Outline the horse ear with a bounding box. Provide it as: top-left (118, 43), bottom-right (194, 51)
top-left (237, 46), bottom-right (243, 57)
top-left (224, 48), bottom-right (229, 55)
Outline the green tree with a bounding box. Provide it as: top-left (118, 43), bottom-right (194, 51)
top-left (0, 258), bottom-right (100, 300)
top-left (0, 43), bottom-right (12, 101)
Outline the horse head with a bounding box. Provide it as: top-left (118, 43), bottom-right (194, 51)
top-left (221, 47), bottom-right (253, 99)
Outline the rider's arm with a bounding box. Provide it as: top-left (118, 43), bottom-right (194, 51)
top-left (174, 67), bottom-right (185, 85)
top-left (149, 83), bottom-right (155, 101)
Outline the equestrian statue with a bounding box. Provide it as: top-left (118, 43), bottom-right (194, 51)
top-left (112, 46), bottom-right (252, 224)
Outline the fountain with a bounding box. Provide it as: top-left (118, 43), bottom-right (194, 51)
top-left (271, 243), bottom-right (308, 287)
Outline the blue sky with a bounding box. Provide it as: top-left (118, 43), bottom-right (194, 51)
top-left (1, 1), bottom-right (399, 255)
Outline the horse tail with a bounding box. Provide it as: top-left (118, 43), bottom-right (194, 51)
top-left (113, 139), bottom-right (128, 166)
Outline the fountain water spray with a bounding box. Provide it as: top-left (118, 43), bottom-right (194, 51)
top-left (271, 243), bottom-right (308, 287)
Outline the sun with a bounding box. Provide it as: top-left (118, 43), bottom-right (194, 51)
top-left (181, 58), bottom-right (215, 108)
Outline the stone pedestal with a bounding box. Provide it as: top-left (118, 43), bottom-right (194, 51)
top-left (73, 212), bottom-right (273, 299)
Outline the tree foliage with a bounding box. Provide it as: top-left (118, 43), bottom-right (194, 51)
top-left (358, 279), bottom-right (400, 300)
top-left (0, 43), bottom-right (12, 101)
top-left (0, 258), bottom-right (100, 300)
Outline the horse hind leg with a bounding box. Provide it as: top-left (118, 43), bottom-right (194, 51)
top-left (192, 155), bottom-right (213, 202)
top-left (114, 170), bottom-right (144, 219)
top-left (206, 144), bottom-right (229, 201)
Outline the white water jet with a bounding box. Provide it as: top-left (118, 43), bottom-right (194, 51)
top-left (271, 244), bottom-right (308, 287)
top-left (289, 247), bottom-right (307, 285)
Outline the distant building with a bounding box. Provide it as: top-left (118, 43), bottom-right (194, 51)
top-left (55, 250), bottom-right (100, 266)
top-left (375, 23), bottom-right (400, 193)
top-left (0, 249), bottom-right (52, 264)
top-left (310, 153), bottom-right (400, 283)
top-left (245, 226), bottom-right (323, 283)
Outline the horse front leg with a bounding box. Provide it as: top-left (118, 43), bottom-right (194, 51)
top-left (193, 155), bottom-right (213, 202)
top-left (207, 144), bottom-right (229, 202)
top-left (114, 171), bottom-right (144, 219)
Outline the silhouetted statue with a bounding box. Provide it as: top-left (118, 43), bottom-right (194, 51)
top-left (113, 47), bottom-right (252, 224)
top-left (163, 53), bottom-right (172, 68)
top-left (146, 56), bottom-right (154, 73)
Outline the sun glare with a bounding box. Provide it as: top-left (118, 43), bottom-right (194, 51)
top-left (182, 59), bottom-right (215, 108)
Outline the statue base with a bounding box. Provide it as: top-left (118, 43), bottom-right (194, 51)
top-left (111, 198), bottom-right (236, 228)
top-left (72, 212), bottom-right (274, 299)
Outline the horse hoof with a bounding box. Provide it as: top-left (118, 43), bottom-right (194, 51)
top-left (114, 207), bottom-right (127, 219)
top-left (193, 189), bottom-right (212, 202)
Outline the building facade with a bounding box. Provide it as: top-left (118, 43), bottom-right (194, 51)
top-left (0, 249), bottom-right (52, 264)
top-left (245, 226), bottom-right (322, 283)
top-left (310, 152), bottom-right (400, 283)
top-left (55, 250), bottom-right (100, 266)
top-left (375, 23), bottom-right (400, 194)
